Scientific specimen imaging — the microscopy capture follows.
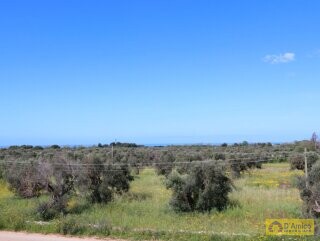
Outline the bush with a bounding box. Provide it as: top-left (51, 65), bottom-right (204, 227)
top-left (58, 217), bottom-right (86, 235)
top-left (230, 162), bottom-right (241, 179)
top-left (0, 163), bottom-right (3, 179)
top-left (229, 159), bottom-right (260, 179)
top-left (82, 155), bottom-right (133, 204)
top-left (37, 201), bottom-right (61, 221)
top-left (214, 153), bottom-right (226, 160)
top-left (67, 198), bottom-right (90, 214)
top-left (50, 145), bottom-right (61, 149)
top-left (155, 163), bottom-right (173, 176)
top-left (289, 154), bottom-right (304, 170)
top-left (155, 151), bottom-right (175, 176)
top-left (298, 160), bottom-right (320, 218)
top-left (0, 218), bottom-right (4, 230)
top-left (5, 154), bottom-right (78, 219)
top-left (4, 152), bottom-right (134, 220)
top-left (166, 162), bottom-right (232, 212)
top-left (38, 155), bottom-right (77, 219)
top-left (290, 152), bottom-right (319, 171)
top-left (5, 160), bottom-right (43, 198)
top-left (57, 216), bottom-right (111, 236)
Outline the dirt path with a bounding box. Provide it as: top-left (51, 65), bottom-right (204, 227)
top-left (0, 231), bottom-right (127, 241)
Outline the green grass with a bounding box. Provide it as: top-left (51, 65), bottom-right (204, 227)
top-left (0, 180), bottom-right (12, 199)
top-left (77, 165), bottom-right (302, 236)
top-left (0, 163), bottom-right (317, 240)
top-left (243, 163), bottom-right (302, 188)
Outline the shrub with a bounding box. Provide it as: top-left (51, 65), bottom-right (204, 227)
top-left (58, 217), bottom-right (86, 235)
top-left (0, 218), bottom-right (4, 230)
top-left (29, 154), bottom-right (80, 220)
top-left (0, 163), bottom-right (3, 179)
top-left (229, 160), bottom-right (258, 179)
top-left (67, 198), bottom-right (90, 214)
top-left (214, 153), bottom-right (226, 160)
top-left (155, 151), bottom-right (175, 176)
top-left (33, 146), bottom-right (44, 150)
top-left (298, 160), bottom-right (320, 218)
top-left (37, 155), bottom-right (77, 219)
top-left (37, 201), bottom-right (61, 221)
top-left (5, 154), bottom-right (79, 220)
top-left (50, 145), bottom-right (61, 149)
top-left (155, 163), bottom-right (173, 176)
top-left (5, 160), bottom-right (43, 198)
top-left (82, 155), bottom-right (133, 204)
top-left (290, 152), bottom-right (319, 171)
top-left (4, 152), bottom-right (134, 219)
top-left (289, 154), bottom-right (304, 170)
top-left (230, 162), bottom-right (241, 179)
top-left (166, 162), bottom-right (232, 212)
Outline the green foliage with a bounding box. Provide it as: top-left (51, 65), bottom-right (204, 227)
top-left (166, 162), bottom-right (232, 212)
top-left (0, 142), bottom-right (315, 239)
top-left (230, 159), bottom-right (263, 179)
top-left (297, 160), bottom-right (320, 218)
top-left (3, 152), bottom-right (134, 220)
top-left (57, 216), bottom-right (112, 236)
top-left (37, 201), bottom-right (62, 221)
top-left (5, 161), bottom-right (43, 198)
top-left (241, 141), bottom-right (249, 146)
top-left (82, 155), bottom-right (133, 204)
top-left (0, 164), bottom-right (306, 240)
top-left (289, 153), bottom-right (304, 170)
top-left (214, 153), bottom-right (226, 160)
top-left (50, 145), bottom-right (61, 149)
top-left (110, 142), bottom-right (141, 147)
top-left (33, 146), bottom-right (44, 150)
top-left (0, 163), bottom-right (3, 179)
top-left (289, 152), bottom-right (319, 171)
top-left (230, 162), bottom-right (241, 179)
top-left (58, 217), bottom-right (86, 235)
top-left (155, 151), bottom-right (175, 176)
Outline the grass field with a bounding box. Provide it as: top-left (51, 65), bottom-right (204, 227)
top-left (0, 163), bottom-right (316, 240)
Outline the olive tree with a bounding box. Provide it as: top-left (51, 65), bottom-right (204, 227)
top-left (290, 152), bottom-right (319, 171)
top-left (166, 162), bottom-right (232, 212)
top-left (81, 155), bottom-right (133, 204)
top-left (155, 151), bottom-right (175, 176)
top-left (298, 161), bottom-right (320, 218)
top-left (5, 159), bottom-right (43, 198)
top-left (36, 154), bottom-right (78, 220)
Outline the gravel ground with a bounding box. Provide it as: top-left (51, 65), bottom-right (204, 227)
top-left (0, 231), bottom-right (127, 241)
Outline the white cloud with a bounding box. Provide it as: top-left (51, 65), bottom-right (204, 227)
top-left (263, 52), bottom-right (295, 64)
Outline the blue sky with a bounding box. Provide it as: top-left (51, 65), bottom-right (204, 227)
top-left (1, 0), bottom-right (320, 145)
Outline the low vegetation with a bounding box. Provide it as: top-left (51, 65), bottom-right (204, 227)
top-left (0, 164), bottom-right (306, 240)
top-left (0, 138), bottom-right (319, 240)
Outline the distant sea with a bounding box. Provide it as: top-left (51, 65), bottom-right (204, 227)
top-left (0, 142), bottom-right (285, 149)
